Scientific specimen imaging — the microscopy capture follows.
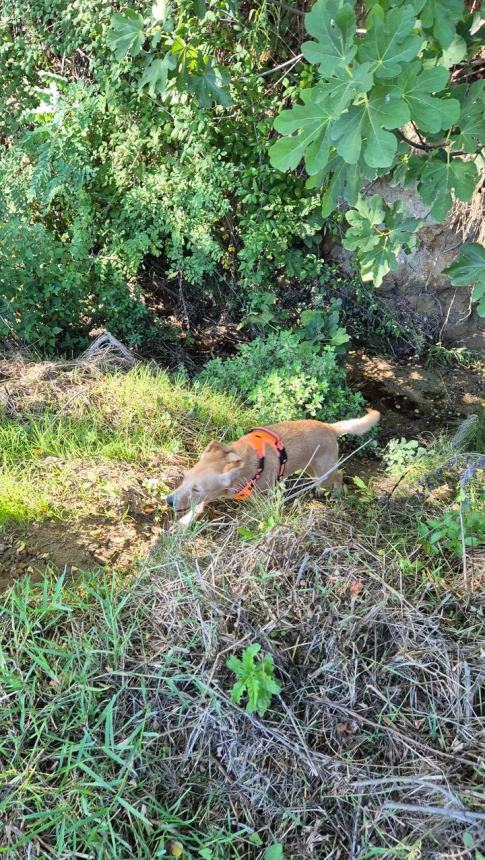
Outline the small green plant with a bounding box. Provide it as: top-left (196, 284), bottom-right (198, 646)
top-left (383, 437), bottom-right (427, 475)
top-left (244, 290), bottom-right (289, 331)
top-left (300, 299), bottom-right (350, 352)
top-left (226, 644), bottom-right (281, 717)
top-left (418, 506), bottom-right (485, 558)
top-left (352, 475), bottom-right (376, 501)
top-left (425, 342), bottom-right (483, 369)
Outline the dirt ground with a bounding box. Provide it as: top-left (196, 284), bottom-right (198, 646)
top-left (346, 349), bottom-right (484, 442)
top-left (0, 350), bottom-right (483, 585)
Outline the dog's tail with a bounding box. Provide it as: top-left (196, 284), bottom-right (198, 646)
top-left (331, 408), bottom-right (380, 437)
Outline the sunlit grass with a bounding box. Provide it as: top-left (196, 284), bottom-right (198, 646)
top-left (0, 365), bottom-right (256, 528)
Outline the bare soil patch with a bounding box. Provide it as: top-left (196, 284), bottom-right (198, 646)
top-left (347, 349), bottom-right (484, 443)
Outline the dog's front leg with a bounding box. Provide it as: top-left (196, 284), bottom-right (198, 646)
top-left (177, 502), bottom-right (206, 528)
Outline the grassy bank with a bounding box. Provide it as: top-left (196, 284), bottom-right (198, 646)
top-left (0, 360), bottom-right (484, 858)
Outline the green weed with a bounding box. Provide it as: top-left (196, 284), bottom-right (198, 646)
top-left (227, 644), bottom-right (281, 717)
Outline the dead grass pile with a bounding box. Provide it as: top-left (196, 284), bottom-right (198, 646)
top-left (133, 507), bottom-right (485, 857)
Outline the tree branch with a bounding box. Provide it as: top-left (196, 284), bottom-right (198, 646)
top-left (395, 130), bottom-right (475, 158)
top-left (254, 53), bottom-right (303, 79)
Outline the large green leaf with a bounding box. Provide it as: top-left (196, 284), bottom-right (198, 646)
top-left (332, 86), bottom-right (410, 168)
top-left (444, 243), bottom-right (485, 316)
top-left (357, 4), bottom-right (422, 79)
top-left (345, 195), bottom-right (387, 251)
top-left (418, 157), bottom-right (477, 220)
top-left (106, 10), bottom-right (145, 61)
top-left (307, 154), bottom-right (361, 216)
top-left (305, 153), bottom-right (359, 209)
top-left (138, 54), bottom-right (176, 97)
top-left (344, 195), bottom-right (420, 285)
top-left (269, 85), bottom-right (334, 173)
top-left (187, 58), bottom-right (231, 107)
top-left (453, 81), bottom-right (485, 154)
top-left (420, 0), bottom-right (465, 48)
top-left (398, 62), bottom-right (459, 133)
top-left (302, 0), bottom-right (357, 74)
top-left (323, 63), bottom-right (374, 114)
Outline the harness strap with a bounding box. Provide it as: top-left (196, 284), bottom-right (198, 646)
top-left (233, 427), bottom-right (288, 501)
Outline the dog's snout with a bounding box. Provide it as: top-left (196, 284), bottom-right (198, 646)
top-left (166, 494), bottom-right (175, 508)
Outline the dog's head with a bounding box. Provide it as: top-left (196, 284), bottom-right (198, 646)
top-left (166, 441), bottom-right (245, 512)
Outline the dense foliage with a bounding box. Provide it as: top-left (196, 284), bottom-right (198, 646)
top-left (270, 0), bottom-right (485, 290)
top-left (198, 325), bottom-right (365, 423)
top-left (0, 1), bottom-right (325, 351)
top-left (0, 0), bottom-right (483, 353)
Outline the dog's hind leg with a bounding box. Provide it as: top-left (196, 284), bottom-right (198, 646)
top-left (306, 455), bottom-right (342, 498)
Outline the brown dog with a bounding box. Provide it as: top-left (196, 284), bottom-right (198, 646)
top-left (166, 409), bottom-right (380, 525)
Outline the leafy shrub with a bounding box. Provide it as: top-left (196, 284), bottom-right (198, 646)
top-left (227, 644), bottom-right (281, 718)
top-left (418, 507), bottom-right (484, 558)
top-left (383, 438), bottom-right (427, 475)
top-left (198, 327), bottom-right (365, 424)
top-left (0, 1), bottom-right (327, 353)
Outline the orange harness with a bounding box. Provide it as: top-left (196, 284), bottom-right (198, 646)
top-left (233, 427), bottom-right (288, 501)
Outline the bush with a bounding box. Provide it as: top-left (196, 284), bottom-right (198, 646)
top-left (0, 1), bottom-right (325, 354)
top-left (198, 328), bottom-right (365, 424)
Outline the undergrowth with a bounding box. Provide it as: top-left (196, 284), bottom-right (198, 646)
top-left (0, 360), bottom-right (484, 858)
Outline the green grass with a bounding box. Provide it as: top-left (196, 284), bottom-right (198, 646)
top-left (0, 366), bottom-right (255, 466)
top-left (0, 365), bottom-right (256, 527)
top-left (0, 571), bottom-right (247, 859)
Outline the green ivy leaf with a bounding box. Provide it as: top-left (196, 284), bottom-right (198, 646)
top-left (302, 0), bottom-right (357, 74)
top-left (138, 54), bottom-right (176, 97)
top-left (332, 87), bottom-right (410, 168)
top-left (106, 10), bottom-right (145, 61)
top-left (444, 243), bottom-right (485, 316)
top-left (420, 0), bottom-right (465, 48)
top-left (418, 157), bottom-right (477, 220)
top-left (187, 58), bottom-right (231, 107)
top-left (398, 62), bottom-right (459, 133)
top-left (357, 4), bottom-right (422, 79)
top-left (453, 81), bottom-right (485, 153)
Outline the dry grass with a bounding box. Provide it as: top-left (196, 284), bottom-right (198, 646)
top-left (134, 502), bottom-right (485, 858)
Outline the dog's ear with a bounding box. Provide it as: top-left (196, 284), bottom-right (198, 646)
top-left (221, 463), bottom-right (242, 485)
top-left (222, 457), bottom-right (242, 473)
top-left (204, 440), bottom-right (224, 454)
